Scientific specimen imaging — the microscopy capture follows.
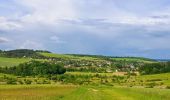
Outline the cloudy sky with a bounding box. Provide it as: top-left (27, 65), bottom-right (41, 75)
top-left (0, 0), bottom-right (170, 59)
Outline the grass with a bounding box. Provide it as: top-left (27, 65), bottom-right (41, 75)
top-left (40, 53), bottom-right (75, 58)
top-left (40, 53), bottom-right (102, 61)
top-left (41, 52), bottom-right (156, 63)
top-left (59, 86), bottom-right (170, 100)
top-left (135, 73), bottom-right (170, 86)
top-left (0, 57), bottom-right (30, 67)
top-left (0, 57), bottom-right (47, 67)
top-left (1, 85), bottom-right (169, 100)
top-left (0, 85), bottom-right (77, 100)
top-left (1, 73), bottom-right (170, 100)
top-left (66, 72), bottom-right (114, 76)
top-left (111, 58), bottom-right (155, 63)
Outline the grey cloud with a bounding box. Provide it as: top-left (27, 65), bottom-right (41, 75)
top-left (0, 37), bottom-right (10, 43)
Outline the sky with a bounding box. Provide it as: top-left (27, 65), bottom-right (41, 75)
top-left (0, 0), bottom-right (170, 59)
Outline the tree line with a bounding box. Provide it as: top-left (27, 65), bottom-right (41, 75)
top-left (139, 62), bottom-right (170, 75)
top-left (0, 61), bottom-right (66, 76)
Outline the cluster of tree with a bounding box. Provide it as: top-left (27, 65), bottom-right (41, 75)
top-left (35, 50), bottom-right (51, 53)
top-left (0, 61), bottom-right (66, 76)
top-left (0, 49), bottom-right (47, 58)
top-left (139, 62), bottom-right (170, 75)
top-left (48, 74), bottom-right (124, 85)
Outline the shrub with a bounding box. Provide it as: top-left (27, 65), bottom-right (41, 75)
top-left (145, 82), bottom-right (156, 88)
top-left (166, 86), bottom-right (170, 89)
top-left (18, 80), bottom-right (24, 84)
top-left (25, 79), bottom-right (32, 84)
top-left (6, 78), bottom-right (17, 84)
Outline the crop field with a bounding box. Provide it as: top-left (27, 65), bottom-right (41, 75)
top-left (111, 57), bottom-right (155, 63)
top-left (1, 85), bottom-right (170, 100)
top-left (134, 73), bottom-right (170, 86)
top-left (0, 85), bottom-right (77, 100)
top-left (40, 53), bottom-right (102, 61)
top-left (0, 57), bottom-right (47, 67)
top-left (40, 53), bottom-right (75, 58)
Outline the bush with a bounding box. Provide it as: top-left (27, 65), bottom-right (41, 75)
top-left (6, 78), bottom-right (17, 84)
top-left (145, 82), bottom-right (156, 88)
top-left (146, 79), bottom-right (162, 82)
top-left (18, 80), bottom-right (24, 84)
top-left (166, 86), bottom-right (170, 89)
top-left (25, 79), bottom-right (32, 84)
top-left (42, 80), bottom-right (50, 84)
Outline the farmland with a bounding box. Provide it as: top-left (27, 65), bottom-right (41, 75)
top-left (1, 85), bottom-right (170, 100)
top-left (40, 52), bottom-right (103, 61)
top-left (0, 57), bottom-right (47, 67)
top-left (0, 85), bottom-right (76, 100)
top-left (0, 57), bottom-right (30, 67)
top-left (0, 49), bottom-right (170, 100)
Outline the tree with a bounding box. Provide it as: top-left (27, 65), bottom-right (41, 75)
top-left (1, 61), bottom-right (66, 76)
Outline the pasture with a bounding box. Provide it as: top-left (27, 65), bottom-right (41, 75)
top-left (40, 53), bottom-right (103, 61)
top-left (111, 57), bottom-right (155, 63)
top-left (0, 57), bottom-right (30, 67)
top-left (0, 53), bottom-right (170, 100)
top-left (0, 85), bottom-right (76, 100)
top-left (1, 85), bottom-right (170, 100)
top-left (0, 57), bottom-right (47, 67)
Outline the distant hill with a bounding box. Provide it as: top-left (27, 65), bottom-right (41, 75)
top-left (155, 59), bottom-right (170, 62)
top-left (0, 49), bottom-right (157, 73)
top-left (0, 49), bottom-right (155, 61)
top-left (0, 49), bottom-right (50, 58)
top-left (60, 54), bottom-right (155, 62)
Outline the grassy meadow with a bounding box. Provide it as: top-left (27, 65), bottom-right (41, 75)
top-left (111, 57), bottom-right (155, 63)
top-left (0, 57), bottom-right (30, 67)
top-left (40, 52), bottom-right (104, 61)
top-left (0, 85), bottom-right (77, 100)
top-left (1, 85), bottom-right (170, 100)
top-left (1, 72), bottom-right (170, 100)
top-left (0, 57), bottom-right (47, 67)
top-left (0, 52), bottom-right (170, 100)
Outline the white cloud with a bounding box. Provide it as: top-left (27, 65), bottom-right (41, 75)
top-left (11, 0), bottom-right (170, 32)
top-left (1, 0), bottom-right (170, 58)
top-left (19, 40), bottom-right (44, 49)
top-left (0, 37), bottom-right (10, 43)
top-left (50, 36), bottom-right (66, 43)
top-left (16, 0), bottom-right (77, 24)
top-left (0, 16), bottom-right (22, 31)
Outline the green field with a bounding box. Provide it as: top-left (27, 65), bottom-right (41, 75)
top-left (0, 57), bottom-right (30, 67)
top-left (0, 52), bottom-right (154, 68)
top-left (0, 85), bottom-right (76, 100)
top-left (40, 53), bottom-right (103, 61)
top-left (0, 52), bottom-right (170, 100)
top-left (111, 57), bottom-right (155, 63)
top-left (134, 73), bottom-right (170, 86)
top-left (0, 57), bottom-right (48, 67)
top-left (0, 85), bottom-right (170, 100)
top-left (40, 53), bottom-right (75, 58)
top-left (1, 72), bottom-right (170, 100)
